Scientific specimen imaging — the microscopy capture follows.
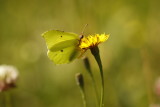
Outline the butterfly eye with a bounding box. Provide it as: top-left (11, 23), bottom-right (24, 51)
top-left (60, 50), bottom-right (63, 52)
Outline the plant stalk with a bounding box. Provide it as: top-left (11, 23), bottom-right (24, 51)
top-left (90, 46), bottom-right (104, 107)
top-left (75, 73), bottom-right (86, 107)
top-left (80, 88), bottom-right (86, 107)
top-left (83, 58), bottom-right (99, 106)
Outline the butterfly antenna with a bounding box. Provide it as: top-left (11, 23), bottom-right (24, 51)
top-left (81, 24), bottom-right (88, 35)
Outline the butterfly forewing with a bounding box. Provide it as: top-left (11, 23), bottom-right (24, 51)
top-left (42, 30), bottom-right (79, 50)
top-left (50, 39), bottom-right (78, 52)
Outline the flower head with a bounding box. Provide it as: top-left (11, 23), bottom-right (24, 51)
top-left (79, 33), bottom-right (109, 50)
top-left (75, 73), bottom-right (84, 89)
top-left (0, 65), bottom-right (19, 92)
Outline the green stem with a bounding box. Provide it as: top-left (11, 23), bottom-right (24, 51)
top-left (83, 58), bottom-right (100, 106)
top-left (90, 72), bottom-right (100, 106)
top-left (90, 46), bottom-right (104, 107)
top-left (2, 93), bottom-right (5, 107)
top-left (80, 88), bottom-right (87, 107)
top-left (4, 92), bottom-right (12, 107)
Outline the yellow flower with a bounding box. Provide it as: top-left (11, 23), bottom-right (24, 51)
top-left (79, 33), bottom-right (109, 50)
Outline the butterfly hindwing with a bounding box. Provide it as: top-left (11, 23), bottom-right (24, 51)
top-left (48, 46), bottom-right (81, 64)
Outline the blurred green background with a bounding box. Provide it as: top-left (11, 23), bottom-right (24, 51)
top-left (0, 0), bottom-right (160, 107)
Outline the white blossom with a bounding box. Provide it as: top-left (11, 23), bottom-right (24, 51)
top-left (0, 65), bottom-right (19, 92)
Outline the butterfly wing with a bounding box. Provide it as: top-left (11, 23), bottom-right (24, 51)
top-left (48, 46), bottom-right (81, 64)
top-left (42, 30), bottom-right (81, 64)
top-left (42, 30), bottom-right (79, 50)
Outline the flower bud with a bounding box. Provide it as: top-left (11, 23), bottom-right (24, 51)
top-left (83, 57), bottom-right (91, 72)
top-left (75, 73), bottom-right (84, 89)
